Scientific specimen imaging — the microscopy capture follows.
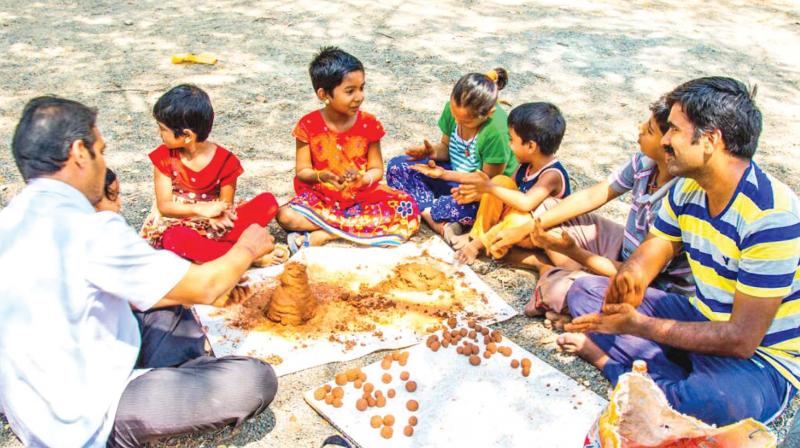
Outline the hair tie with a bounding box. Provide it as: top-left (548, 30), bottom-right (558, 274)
top-left (485, 69), bottom-right (498, 82)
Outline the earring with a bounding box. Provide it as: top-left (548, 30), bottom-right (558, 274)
top-left (184, 138), bottom-right (191, 143)
top-left (323, 98), bottom-right (330, 105)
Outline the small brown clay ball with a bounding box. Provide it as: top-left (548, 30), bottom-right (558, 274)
top-left (471, 345), bottom-right (480, 355)
top-left (459, 328), bottom-right (468, 337)
top-left (375, 390), bottom-right (384, 398)
top-left (469, 355), bottom-right (481, 366)
top-left (381, 426), bottom-right (393, 439)
top-left (511, 359), bottom-right (520, 369)
top-left (522, 368), bottom-right (531, 377)
top-left (314, 387), bottom-right (326, 401)
top-left (382, 373), bottom-right (392, 384)
top-left (404, 425), bottom-right (414, 437)
top-left (441, 339), bottom-right (449, 348)
top-left (383, 414), bottom-right (395, 426)
top-left (346, 369), bottom-right (359, 382)
top-left (405, 381), bottom-right (417, 392)
top-left (447, 317), bottom-right (457, 328)
top-left (483, 351), bottom-right (491, 359)
top-left (457, 346), bottom-right (464, 354)
top-left (481, 327), bottom-right (490, 336)
top-left (408, 416), bottom-right (418, 426)
top-left (493, 330), bottom-right (503, 343)
top-left (332, 398), bottom-right (343, 408)
top-left (324, 384), bottom-right (332, 392)
top-left (430, 341), bottom-right (440, 352)
top-left (335, 373), bottom-right (347, 386)
top-left (358, 372), bottom-right (367, 381)
top-left (399, 351), bottom-right (409, 366)
top-left (406, 399), bottom-right (419, 411)
top-left (354, 379), bottom-right (363, 389)
top-left (388, 388), bottom-right (396, 398)
top-left (356, 398), bottom-right (368, 411)
top-left (468, 330), bottom-right (477, 339)
top-left (400, 371), bottom-right (410, 381)
top-left (367, 396), bottom-right (377, 407)
top-left (381, 358), bottom-right (392, 370)
top-left (392, 352), bottom-right (402, 361)
top-left (450, 330), bottom-right (459, 339)
top-left (370, 415), bottom-right (382, 428)
top-left (468, 319), bottom-right (476, 328)
top-left (521, 358), bottom-right (532, 369)
top-left (332, 387), bottom-right (344, 399)
top-left (325, 394), bottom-right (334, 405)
top-left (364, 383), bottom-right (374, 393)
top-left (376, 395), bottom-right (387, 407)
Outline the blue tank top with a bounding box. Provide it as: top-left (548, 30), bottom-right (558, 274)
top-left (514, 160), bottom-right (571, 198)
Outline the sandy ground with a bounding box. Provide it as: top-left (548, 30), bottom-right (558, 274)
top-left (1, 0), bottom-right (799, 446)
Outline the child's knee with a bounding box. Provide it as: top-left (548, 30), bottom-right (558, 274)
top-left (275, 205), bottom-right (298, 227)
top-left (490, 175), bottom-right (516, 189)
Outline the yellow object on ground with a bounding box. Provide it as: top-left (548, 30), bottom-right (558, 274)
top-left (171, 52), bottom-right (218, 65)
top-left (585, 365), bottom-right (776, 447)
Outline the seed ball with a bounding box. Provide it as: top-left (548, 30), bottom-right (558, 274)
top-left (511, 359), bottom-right (520, 369)
top-left (332, 387), bottom-right (344, 399)
top-left (459, 328), bottom-right (468, 337)
top-left (400, 371), bottom-right (410, 381)
top-left (522, 368), bottom-right (531, 377)
top-left (521, 358), bottom-right (532, 369)
top-left (392, 352), bottom-right (402, 361)
top-left (441, 339), bottom-right (449, 348)
top-left (364, 383), bottom-right (374, 393)
top-left (481, 328), bottom-right (490, 336)
top-left (447, 317), bottom-right (457, 328)
top-left (332, 398), bottom-right (343, 408)
top-left (383, 414), bottom-right (395, 426)
top-left (483, 351), bottom-right (491, 359)
top-left (367, 396), bottom-right (377, 407)
top-left (324, 384), bottom-right (332, 392)
top-left (404, 425), bottom-right (414, 437)
top-left (324, 394), bottom-right (334, 405)
top-left (382, 373), bottom-right (392, 384)
top-left (346, 369), bottom-right (359, 382)
top-left (314, 387), bottom-right (326, 400)
top-left (381, 358), bottom-right (392, 370)
top-left (468, 330), bottom-right (477, 339)
top-left (358, 372), bottom-right (367, 381)
top-left (468, 319), bottom-right (476, 328)
top-left (370, 415), bottom-right (382, 428)
top-left (335, 374), bottom-right (347, 386)
top-left (377, 395), bottom-right (387, 407)
top-left (356, 399), bottom-right (368, 411)
top-left (354, 379), bottom-right (363, 389)
top-left (457, 346), bottom-right (464, 354)
top-left (406, 399), bottom-right (419, 411)
top-left (388, 388), bottom-right (396, 398)
top-left (487, 342), bottom-right (497, 353)
top-left (408, 416), bottom-right (418, 426)
top-left (399, 351), bottom-right (410, 366)
top-left (381, 426), bottom-right (393, 439)
top-left (430, 341), bottom-right (440, 352)
top-left (469, 355), bottom-right (481, 366)
top-left (405, 381), bottom-right (417, 392)
top-left (471, 345), bottom-right (480, 355)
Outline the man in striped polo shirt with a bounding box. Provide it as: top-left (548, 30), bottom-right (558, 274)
top-left (560, 77), bottom-right (799, 426)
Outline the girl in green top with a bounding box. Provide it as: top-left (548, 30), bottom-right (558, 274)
top-left (386, 68), bottom-right (518, 242)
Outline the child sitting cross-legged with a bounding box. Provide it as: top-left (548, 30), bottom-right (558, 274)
top-left (140, 84), bottom-right (288, 266)
top-left (449, 102), bottom-right (571, 264)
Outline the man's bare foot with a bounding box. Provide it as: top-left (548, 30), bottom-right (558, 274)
top-left (455, 239), bottom-right (482, 265)
top-left (556, 333), bottom-right (609, 371)
top-left (450, 233), bottom-right (471, 250)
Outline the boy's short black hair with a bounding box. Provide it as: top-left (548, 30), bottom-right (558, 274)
top-left (153, 84), bottom-right (214, 142)
top-left (309, 46), bottom-right (364, 95)
top-left (104, 168), bottom-right (118, 201)
top-left (665, 76), bottom-right (761, 159)
top-left (508, 102), bottom-right (566, 155)
top-left (649, 95), bottom-right (670, 135)
top-left (12, 96), bottom-right (97, 181)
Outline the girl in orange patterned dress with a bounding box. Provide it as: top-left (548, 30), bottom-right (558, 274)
top-left (276, 47), bottom-right (420, 251)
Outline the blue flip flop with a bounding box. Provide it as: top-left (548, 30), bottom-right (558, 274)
top-left (321, 435), bottom-right (352, 448)
top-left (287, 231), bottom-right (311, 255)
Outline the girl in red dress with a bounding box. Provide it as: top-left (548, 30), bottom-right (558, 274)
top-left (140, 84), bottom-right (287, 264)
top-left (276, 47), bottom-right (420, 251)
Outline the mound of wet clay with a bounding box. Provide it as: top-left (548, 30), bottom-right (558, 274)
top-left (266, 261), bottom-right (318, 325)
top-left (373, 262), bottom-right (454, 294)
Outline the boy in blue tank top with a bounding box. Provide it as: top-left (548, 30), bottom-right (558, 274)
top-left (452, 102), bottom-right (571, 264)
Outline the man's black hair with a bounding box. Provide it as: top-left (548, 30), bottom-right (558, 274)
top-left (665, 77), bottom-right (762, 159)
top-left (12, 96), bottom-right (97, 181)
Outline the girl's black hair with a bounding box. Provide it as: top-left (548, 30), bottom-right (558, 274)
top-left (451, 68), bottom-right (508, 117)
top-left (309, 46), bottom-right (364, 95)
top-left (104, 168), bottom-right (118, 201)
top-left (152, 84), bottom-right (214, 142)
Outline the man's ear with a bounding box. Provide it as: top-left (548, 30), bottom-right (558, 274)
top-left (69, 139), bottom-right (91, 168)
top-left (704, 128), bottom-right (724, 155)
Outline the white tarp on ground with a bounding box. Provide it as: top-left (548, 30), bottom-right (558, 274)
top-left (304, 329), bottom-right (608, 448)
top-left (194, 238), bottom-right (517, 376)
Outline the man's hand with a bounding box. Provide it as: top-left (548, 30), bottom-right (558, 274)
top-left (564, 303), bottom-right (642, 335)
top-left (410, 160), bottom-right (445, 178)
top-left (488, 221), bottom-right (534, 259)
top-left (319, 170), bottom-right (347, 190)
top-left (405, 139), bottom-right (434, 160)
top-left (604, 263), bottom-right (646, 307)
top-left (235, 224), bottom-right (275, 261)
top-left (530, 219), bottom-right (576, 253)
top-left (212, 277), bottom-right (255, 307)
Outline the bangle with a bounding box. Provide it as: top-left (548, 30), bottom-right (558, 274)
top-left (315, 170), bottom-right (322, 183)
top-left (365, 172), bottom-right (374, 187)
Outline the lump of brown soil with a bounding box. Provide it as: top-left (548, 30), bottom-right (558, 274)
top-left (373, 262), bottom-right (454, 293)
top-left (266, 262), bottom-right (318, 325)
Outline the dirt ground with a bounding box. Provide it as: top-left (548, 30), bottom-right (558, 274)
top-left (2, 0), bottom-right (799, 446)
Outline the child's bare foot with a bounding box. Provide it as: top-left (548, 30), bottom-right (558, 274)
top-left (455, 239), bottom-right (482, 265)
top-left (441, 222), bottom-right (463, 245)
top-left (253, 244), bottom-right (290, 267)
top-left (450, 233), bottom-right (471, 250)
top-left (557, 333), bottom-right (609, 371)
top-left (545, 311), bottom-right (572, 330)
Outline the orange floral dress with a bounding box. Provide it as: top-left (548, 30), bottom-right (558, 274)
top-left (288, 110), bottom-right (420, 245)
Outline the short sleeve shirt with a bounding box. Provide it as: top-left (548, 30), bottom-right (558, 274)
top-left (0, 179), bottom-right (190, 447)
top-left (437, 101), bottom-right (518, 176)
top-left (148, 144), bottom-right (243, 201)
top-left (651, 163), bottom-right (800, 388)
